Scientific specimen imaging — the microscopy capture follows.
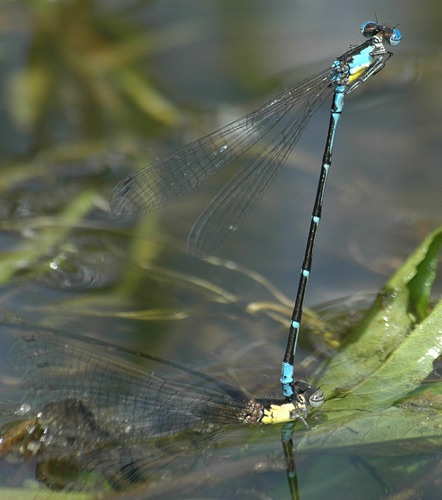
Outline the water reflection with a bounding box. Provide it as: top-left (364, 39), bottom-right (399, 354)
top-left (0, 331), bottom-right (320, 497)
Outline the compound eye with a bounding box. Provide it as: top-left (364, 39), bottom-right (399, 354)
top-left (360, 21), bottom-right (377, 38)
top-left (309, 389), bottom-right (325, 408)
top-left (389, 27), bottom-right (402, 46)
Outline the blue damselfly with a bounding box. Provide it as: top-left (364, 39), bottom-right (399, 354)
top-left (110, 22), bottom-right (401, 399)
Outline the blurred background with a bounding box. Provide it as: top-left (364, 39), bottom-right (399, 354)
top-left (1, 1), bottom-right (440, 295)
top-left (0, 0), bottom-right (440, 498)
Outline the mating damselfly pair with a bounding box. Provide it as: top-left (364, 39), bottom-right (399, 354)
top-left (0, 21), bottom-right (400, 497)
top-left (111, 21), bottom-right (401, 399)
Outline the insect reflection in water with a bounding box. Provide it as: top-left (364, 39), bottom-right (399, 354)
top-left (0, 334), bottom-right (322, 497)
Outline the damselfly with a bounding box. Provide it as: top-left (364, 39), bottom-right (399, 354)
top-left (110, 22), bottom-right (401, 399)
top-left (0, 332), bottom-right (322, 497)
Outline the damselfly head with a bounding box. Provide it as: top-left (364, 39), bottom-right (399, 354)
top-left (293, 380), bottom-right (324, 408)
top-left (308, 389), bottom-right (325, 408)
top-left (360, 21), bottom-right (402, 47)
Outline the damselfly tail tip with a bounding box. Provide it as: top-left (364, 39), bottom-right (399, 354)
top-left (110, 183), bottom-right (139, 219)
top-left (185, 240), bottom-right (210, 260)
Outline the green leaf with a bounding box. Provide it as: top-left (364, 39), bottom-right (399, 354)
top-left (408, 229), bottom-right (442, 320)
top-left (300, 396), bottom-right (442, 453)
top-left (305, 227), bottom-right (442, 447)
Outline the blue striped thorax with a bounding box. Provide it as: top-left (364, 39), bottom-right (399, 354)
top-left (330, 21), bottom-right (401, 91)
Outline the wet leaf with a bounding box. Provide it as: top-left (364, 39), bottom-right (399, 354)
top-left (304, 227), bottom-right (442, 449)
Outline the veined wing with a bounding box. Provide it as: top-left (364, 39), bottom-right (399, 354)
top-left (110, 69), bottom-right (331, 225)
top-left (187, 79), bottom-right (334, 257)
top-left (9, 335), bottom-right (248, 438)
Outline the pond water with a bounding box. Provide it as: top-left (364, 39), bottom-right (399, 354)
top-left (0, 1), bottom-right (441, 498)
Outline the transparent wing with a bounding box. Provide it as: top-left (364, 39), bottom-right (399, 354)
top-left (187, 80), bottom-right (333, 257)
top-left (9, 335), bottom-right (246, 437)
top-left (110, 70), bottom-right (332, 254)
top-left (7, 335), bottom-right (248, 496)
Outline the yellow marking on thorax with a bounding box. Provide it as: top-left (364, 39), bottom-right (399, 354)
top-left (348, 64), bottom-right (370, 83)
top-left (260, 402), bottom-right (302, 425)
